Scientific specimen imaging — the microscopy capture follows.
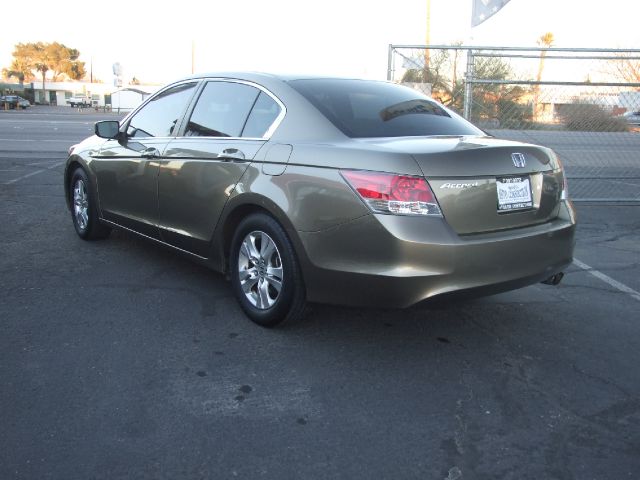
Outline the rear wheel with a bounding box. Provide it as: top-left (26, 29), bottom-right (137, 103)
top-left (230, 213), bottom-right (305, 327)
top-left (69, 167), bottom-right (111, 240)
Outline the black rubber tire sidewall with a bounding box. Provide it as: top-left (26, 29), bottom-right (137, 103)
top-left (230, 213), bottom-right (305, 327)
top-left (69, 167), bottom-right (110, 240)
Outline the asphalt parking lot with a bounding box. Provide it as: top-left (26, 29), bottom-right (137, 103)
top-left (1, 107), bottom-right (639, 480)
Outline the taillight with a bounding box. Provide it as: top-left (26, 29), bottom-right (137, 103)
top-left (341, 170), bottom-right (442, 216)
top-left (554, 153), bottom-right (569, 201)
top-left (561, 174), bottom-right (569, 201)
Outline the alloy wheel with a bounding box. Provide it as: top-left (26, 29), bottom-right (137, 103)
top-left (73, 178), bottom-right (89, 231)
top-left (237, 231), bottom-right (283, 309)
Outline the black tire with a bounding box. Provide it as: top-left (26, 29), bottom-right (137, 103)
top-left (230, 213), bottom-right (306, 327)
top-left (69, 167), bottom-right (111, 240)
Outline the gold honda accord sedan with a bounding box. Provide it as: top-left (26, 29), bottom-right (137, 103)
top-left (64, 73), bottom-right (576, 326)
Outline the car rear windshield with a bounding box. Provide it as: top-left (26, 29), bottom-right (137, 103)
top-left (288, 79), bottom-right (482, 138)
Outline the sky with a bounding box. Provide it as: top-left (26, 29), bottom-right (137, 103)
top-left (1, 0), bottom-right (638, 85)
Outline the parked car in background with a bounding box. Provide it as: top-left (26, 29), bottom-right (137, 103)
top-left (67, 95), bottom-right (92, 108)
top-left (64, 73), bottom-right (576, 327)
top-left (1, 95), bottom-right (30, 109)
top-left (621, 110), bottom-right (640, 127)
top-left (16, 96), bottom-right (30, 108)
top-left (1, 95), bottom-right (17, 108)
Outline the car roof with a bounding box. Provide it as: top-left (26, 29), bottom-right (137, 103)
top-left (173, 71), bottom-right (388, 84)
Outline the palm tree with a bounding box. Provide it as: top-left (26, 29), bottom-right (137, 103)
top-left (536, 33), bottom-right (554, 82)
top-left (534, 32), bottom-right (554, 121)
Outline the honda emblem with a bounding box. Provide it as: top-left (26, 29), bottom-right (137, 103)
top-left (511, 153), bottom-right (526, 168)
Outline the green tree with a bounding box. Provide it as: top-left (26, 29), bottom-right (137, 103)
top-left (46, 44), bottom-right (86, 81)
top-left (403, 47), bottom-right (531, 125)
top-left (401, 44), bottom-right (465, 111)
top-left (5, 42), bottom-right (86, 103)
top-left (4, 44), bottom-right (37, 83)
top-left (2, 54), bottom-right (36, 83)
top-left (471, 56), bottom-right (532, 126)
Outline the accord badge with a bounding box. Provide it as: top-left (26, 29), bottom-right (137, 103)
top-left (440, 182), bottom-right (479, 189)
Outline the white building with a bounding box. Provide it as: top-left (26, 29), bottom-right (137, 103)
top-left (29, 80), bottom-right (160, 110)
top-left (110, 87), bottom-right (156, 112)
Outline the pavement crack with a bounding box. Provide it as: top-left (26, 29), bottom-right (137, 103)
top-left (571, 363), bottom-right (635, 399)
top-left (448, 359), bottom-right (481, 478)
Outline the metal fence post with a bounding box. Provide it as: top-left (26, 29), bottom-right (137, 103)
top-left (463, 49), bottom-right (474, 120)
top-left (387, 44), bottom-right (394, 81)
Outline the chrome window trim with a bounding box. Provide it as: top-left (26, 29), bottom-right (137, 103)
top-left (169, 136), bottom-right (270, 142)
top-left (188, 78), bottom-right (287, 140)
top-left (120, 79), bottom-right (201, 139)
top-left (119, 77), bottom-right (286, 141)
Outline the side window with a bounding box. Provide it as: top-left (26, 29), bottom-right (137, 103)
top-left (128, 82), bottom-right (197, 138)
top-left (185, 82), bottom-right (260, 137)
top-left (242, 92), bottom-right (281, 138)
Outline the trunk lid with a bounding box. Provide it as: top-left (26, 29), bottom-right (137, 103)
top-left (359, 136), bottom-right (563, 234)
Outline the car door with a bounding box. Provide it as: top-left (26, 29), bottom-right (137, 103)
top-left (92, 82), bottom-right (198, 238)
top-left (158, 80), bottom-right (284, 256)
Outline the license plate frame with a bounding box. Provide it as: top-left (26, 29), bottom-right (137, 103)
top-left (496, 176), bottom-right (533, 212)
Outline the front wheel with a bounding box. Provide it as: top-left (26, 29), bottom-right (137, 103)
top-left (230, 213), bottom-right (306, 327)
top-left (69, 167), bottom-right (111, 240)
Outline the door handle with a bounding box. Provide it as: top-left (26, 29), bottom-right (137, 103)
top-left (141, 147), bottom-right (160, 158)
top-left (220, 148), bottom-right (245, 161)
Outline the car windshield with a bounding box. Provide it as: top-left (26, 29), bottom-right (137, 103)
top-left (288, 79), bottom-right (482, 138)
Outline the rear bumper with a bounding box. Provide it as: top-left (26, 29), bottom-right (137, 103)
top-left (297, 201), bottom-right (576, 308)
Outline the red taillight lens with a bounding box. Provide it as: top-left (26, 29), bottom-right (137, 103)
top-left (341, 170), bottom-right (442, 216)
top-left (390, 175), bottom-right (436, 203)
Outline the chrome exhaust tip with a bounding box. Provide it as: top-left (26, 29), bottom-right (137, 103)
top-left (541, 272), bottom-right (564, 286)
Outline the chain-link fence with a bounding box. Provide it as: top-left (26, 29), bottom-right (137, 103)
top-left (388, 45), bottom-right (640, 203)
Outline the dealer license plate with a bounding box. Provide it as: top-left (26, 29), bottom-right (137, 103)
top-left (496, 176), bottom-right (533, 211)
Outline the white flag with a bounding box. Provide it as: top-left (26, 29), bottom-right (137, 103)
top-left (472, 0), bottom-right (512, 27)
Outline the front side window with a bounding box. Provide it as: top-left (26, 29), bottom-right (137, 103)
top-left (128, 82), bottom-right (197, 138)
top-left (185, 82), bottom-right (261, 138)
top-left (288, 79), bottom-right (483, 138)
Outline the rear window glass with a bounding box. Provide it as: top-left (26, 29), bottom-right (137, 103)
top-left (288, 79), bottom-right (482, 138)
top-left (242, 92), bottom-right (281, 138)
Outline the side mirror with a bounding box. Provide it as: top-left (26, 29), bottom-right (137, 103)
top-left (95, 120), bottom-right (120, 139)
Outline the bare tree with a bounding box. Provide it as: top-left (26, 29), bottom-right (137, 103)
top-left (610, 53), bottom-right (640, 88)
